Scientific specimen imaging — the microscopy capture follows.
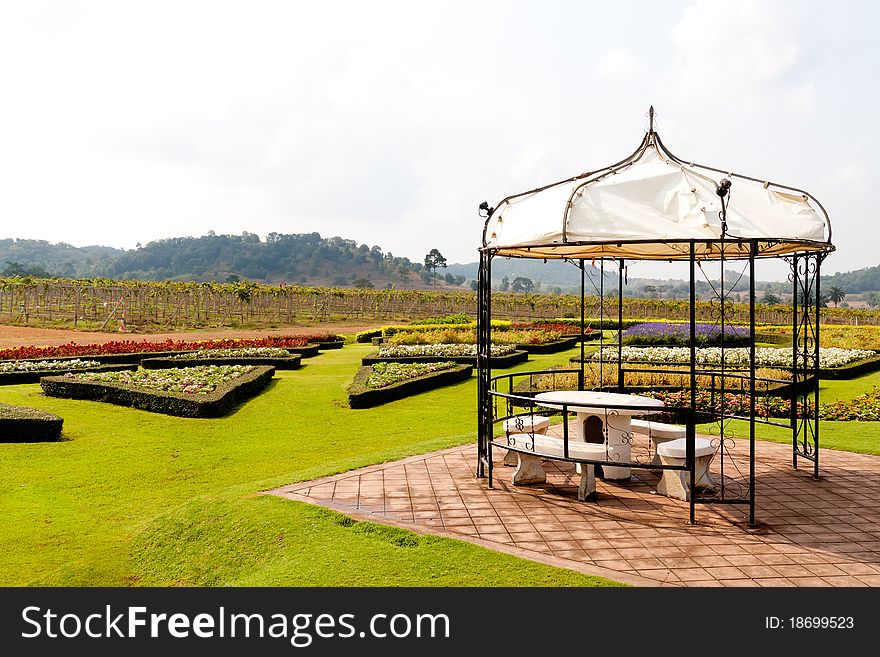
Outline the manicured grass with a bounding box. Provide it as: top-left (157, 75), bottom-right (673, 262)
top-left (819, 369), bottom-right (880, 402)
top-left (0, 343), bottom-right (619, 587)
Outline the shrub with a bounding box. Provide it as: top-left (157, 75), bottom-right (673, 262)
top-left (0, 403), bottom-right (64, 442)
top-left (356, 329), bottom-right (383, 343)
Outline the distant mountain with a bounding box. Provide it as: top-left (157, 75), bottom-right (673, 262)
top-left (821, 264), bottom-right (880, 294)
top-left (445, 258), bottom-right (611, 291)
top-left (0, 239), bottom-right (124, 278)
top-left (0, 233), bottom-right (467, 290)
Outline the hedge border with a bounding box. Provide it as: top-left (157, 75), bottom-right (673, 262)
top-left (515, 336), bottom-right (580, 354)
top-left (361, 349), bottom-right (528, 368)
top-left (141, 355), bottom-right (301, 370)
top-left (40, 365), bottom-right (276, 418)
top-left (309, 339), bottom-right (345, 350)
top-left (0, 403), bottom-right (64, 442)
top-left (0, 362), bottom-right (139, 386)
top-left (285, 344), bottom-right (320, 358)
top-left (818, 353), bottom-right (880, 379)
top-left (348, 363), bottom-right (473, 409)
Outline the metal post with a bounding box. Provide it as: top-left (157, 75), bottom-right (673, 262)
top-left (618, 258), bottom-right (624, 392)
top-left (814, 254), bottom-right (821, 481)
top-left (749, 240), bottom-right (757, 526)
top-left (791, 253), bottom-right (799, 470)
top-left (688, 241), bottom-right (697, 524)
top-left (476, 250), bottom-right (493, 480)
top-left (579, 260), bottom-right (585, 391)
top-left (599, 259), bottom-right (605, 389)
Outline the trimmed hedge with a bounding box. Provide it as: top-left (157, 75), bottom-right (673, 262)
top-left (0, 403), bottom-right (63, 442)
top-left (141, 355), bottom-right (301, 370)
top-left (361, 349), bottom-right (528, 369)
top-left (381, 320), bottom-right (511, 337)
top-left (356, 329), bottom-right (383, 343)
top-left (310, 339), bottom-right (345, 350)
top-left (818, 353), bottom-right (880, 380)
top-left (285, 344), bottom-right (320, 358)
top-left (40, 366), bottom-right (276, 418)
top-left (516, 336), bottom-right (580, 354)
top-left (0, 362), bottom-right (139, 386)
top-left (348, 363), bottom-right (473, 408)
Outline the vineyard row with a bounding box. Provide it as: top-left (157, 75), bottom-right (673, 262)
top-left (0, 278), bottom-right (875, 330)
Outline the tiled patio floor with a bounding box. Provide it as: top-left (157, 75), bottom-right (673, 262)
top-left (270, 433), bottom-right (880, 587)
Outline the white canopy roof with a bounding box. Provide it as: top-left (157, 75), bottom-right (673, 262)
top-left (483, 131), bottom-right (832, 261)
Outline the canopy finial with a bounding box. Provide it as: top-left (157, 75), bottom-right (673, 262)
top-left (648, 106), bottom-right (655, 133)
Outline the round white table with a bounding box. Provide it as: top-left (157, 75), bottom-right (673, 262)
top-left (533, 390), bottom-right (665, 479)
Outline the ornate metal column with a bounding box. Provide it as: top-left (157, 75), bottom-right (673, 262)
top-left (790, 252), bottom-right (823, 479)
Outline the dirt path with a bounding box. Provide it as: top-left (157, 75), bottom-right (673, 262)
top-left (0, 321), bottom-right (385, 349)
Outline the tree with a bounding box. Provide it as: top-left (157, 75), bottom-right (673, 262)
top-left (761, 291), bottom-right (781, 305)
top-left (499, 275), bottom-right (510, 292)
top-left (511, 276), bottom-right (534, 293)
top-left (866, 291), bottom-right (880, 308)
top-left (423, 249), bottom-right (447, 289)
top-left (352, 278), bottom-right (374, 289)
top-left (828, 286), bottom-right (846, 307)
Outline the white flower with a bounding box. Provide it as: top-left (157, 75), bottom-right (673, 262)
top-left (590, 346), bottom-right (873, 368)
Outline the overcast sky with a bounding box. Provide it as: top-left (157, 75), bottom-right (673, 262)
top-left (0, 0), bottom-right (875, 279)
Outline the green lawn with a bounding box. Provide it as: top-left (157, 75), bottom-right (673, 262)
top-left (0, 343), bottom-right (620, 587)
top-left (3, 339), bottom-right (878, 587)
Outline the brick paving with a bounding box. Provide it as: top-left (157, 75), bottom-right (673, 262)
top-left (270, 432), bottom-right (880, 587)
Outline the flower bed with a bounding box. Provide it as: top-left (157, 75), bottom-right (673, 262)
top-left (1, 358), bottom-right (101, 372)
top-left (379, 344), bottom-right (516, 358)
top-left (622, 321), bottom-right (750, 347)
top-left (0, 336), bottom-right (312, 362)
top-left (364, 343), bottom-right (528, 368)
top-left (381, 320), bottom-right (511, 337)
top-left (387, 327), bottom-right (564, 346)
top-left (644, 386), bottom-right (880, 422)
top-left (365, 361), bottom-right (458, 389)
top-left (142, 348), bottom-right (302, 370)
top-left (586, 346), bottom-right (875, 369)
top-left (348, 362), bottom-right (472, 409)
top-left (40, 365), bottom-right (275, 417)
top-left (0, 403), bottom-right (64, 442)
top-left (522, 365), bottom-right (792, 396)
top-left (761, 324), bottom-right (880, 350)
top-left (0, 361), bottom-right (139, 386)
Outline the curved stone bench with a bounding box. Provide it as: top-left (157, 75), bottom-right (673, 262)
top-left (500, 415), bottom-right (550, 466)
top-left (493, 433), bottom-right (607, 501)
top-left (630, 419), bottom-right (686, 468)
top-left (655, 437), bottom-right (717, 501)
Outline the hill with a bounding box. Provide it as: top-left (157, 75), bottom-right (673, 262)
top-left (0, 233), bottom-right (468, 290)
top-left (0, 239), bottom-right (124, 278)
top-left (821, 264), bottom-right (880, 294)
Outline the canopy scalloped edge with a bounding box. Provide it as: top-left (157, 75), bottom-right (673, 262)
top-left (481, 117), bottom-right (834, 262)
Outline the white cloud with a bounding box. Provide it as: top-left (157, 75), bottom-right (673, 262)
top-left (669, 0), bottom-right (806, 112)
top-left (596, 49), bottom-right (640, 79)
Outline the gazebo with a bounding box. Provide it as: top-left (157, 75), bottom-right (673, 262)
top-left (475, 108), bottom-right (834, 525)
